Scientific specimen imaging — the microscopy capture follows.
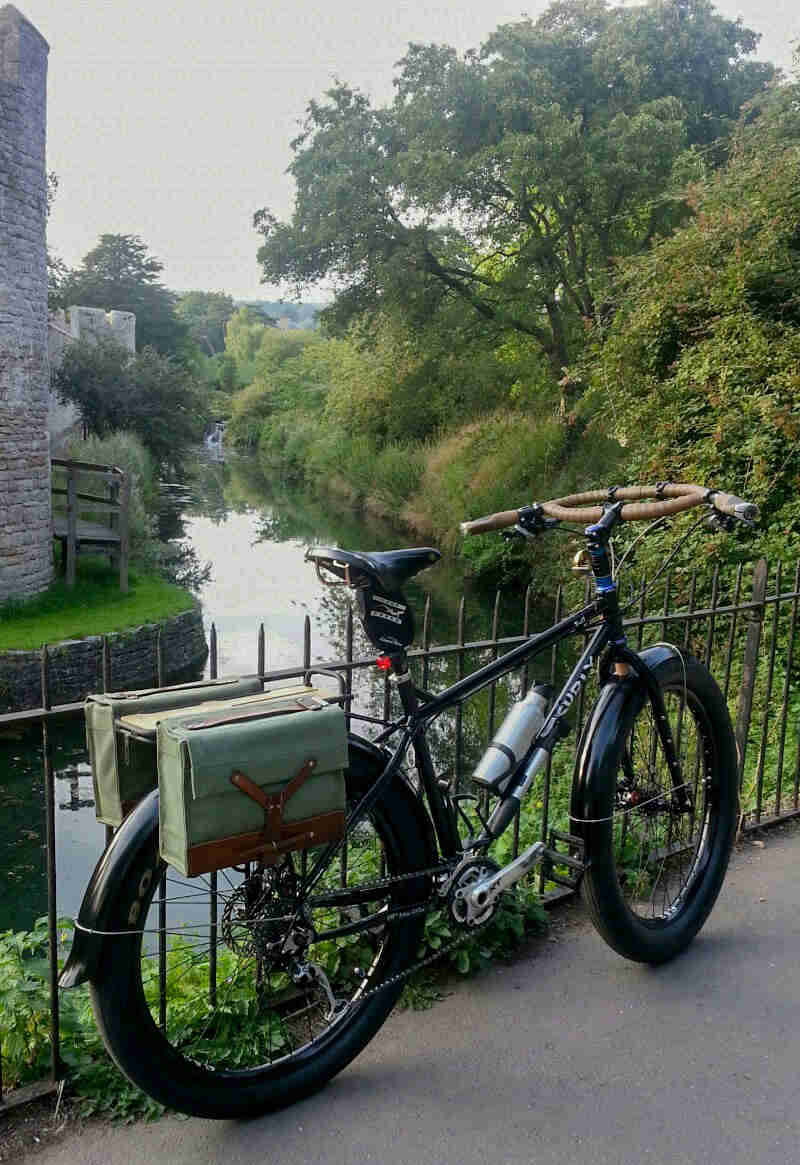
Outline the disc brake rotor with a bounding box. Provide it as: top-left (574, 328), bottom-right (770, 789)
top-left (220, 861), bottom-right (300, 960)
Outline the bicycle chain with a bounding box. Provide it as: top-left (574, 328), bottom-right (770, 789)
top-left (305, 859), bottom-right (456, 908)
top-left (248, 859), bottom-right (494, 1004)
top-left (306, 859), bottom-right (496, 1006)
top-left (348, 911), bottom-right (492, 1005)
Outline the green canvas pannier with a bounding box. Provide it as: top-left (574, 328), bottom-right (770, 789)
top-left (85, 675), bottom-right (265, 826)
top-left (157, 698), bottom-right (348, 877)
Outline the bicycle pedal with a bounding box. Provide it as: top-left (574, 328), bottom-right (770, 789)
top-left (542, 830), bottom-right (585, 889)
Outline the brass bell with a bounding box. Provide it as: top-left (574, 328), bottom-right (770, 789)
top-left (571, 548), bottom-right (591, 575)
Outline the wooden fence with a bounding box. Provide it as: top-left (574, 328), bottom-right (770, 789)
top-left (50, 458), bottom-right (130, 591)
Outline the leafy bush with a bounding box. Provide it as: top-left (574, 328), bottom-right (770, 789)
top-left (53, 339), bottom-right (208, 468)
top-left (0, 918), bottom-right (165, 1120)
top-left (227, 380), bottom-right (276, 447)
top-left (582, 80), bottom-right (800, 573)
top-left (371, 442), bottom-right (427, 507)
top-left (227, 330), bottom-right (333, 449)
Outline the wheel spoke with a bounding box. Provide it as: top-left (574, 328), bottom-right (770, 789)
top-left (614, 686), bottom-right (710, 920)
top-left (133, 800), bottom-right (404, 1074)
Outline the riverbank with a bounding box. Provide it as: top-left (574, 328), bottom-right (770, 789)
top-left (0, 451), bottom-right (528, 937)
top-left (237, 402), bottom-right (627, 593)
top-left (0, 553), bottom-right (205, 712)
top-left (0, 607), bottom-right (206, 713)
top-left (0, 558), bottom-right (197, 652)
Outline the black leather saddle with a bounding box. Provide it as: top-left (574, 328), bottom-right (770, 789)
top-left (307, 546), bottom-right (441, 593)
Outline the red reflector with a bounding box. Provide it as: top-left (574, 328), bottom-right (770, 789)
top-left (376, 655), bottom-right (392, 671)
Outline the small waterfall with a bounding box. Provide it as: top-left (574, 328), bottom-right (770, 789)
top-left (204, 420), bottom-right (226, 461)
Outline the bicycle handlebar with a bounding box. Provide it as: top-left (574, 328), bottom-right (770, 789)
top-left (459, 508), bottom-right (523, 536)
top-left (459, 483), bottom-right (759, 535)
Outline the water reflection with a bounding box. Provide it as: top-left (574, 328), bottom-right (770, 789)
top-left (0, 451), bottom-right (554, 933)
top-left (0, 721), bottom-right (108, 933)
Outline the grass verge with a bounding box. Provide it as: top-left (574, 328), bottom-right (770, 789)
top-left (0, 558), bottom-right (197, 651)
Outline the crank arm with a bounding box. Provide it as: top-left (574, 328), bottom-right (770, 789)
top-left (466, 841), bottom-right (546, 917)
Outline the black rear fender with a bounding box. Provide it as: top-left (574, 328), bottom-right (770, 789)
top-left (59, 788), bottom-right (159, 988)
top-left (59, 734), bottom-right (436, 989)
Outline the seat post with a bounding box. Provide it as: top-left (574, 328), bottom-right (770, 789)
top-left (385, 649), bottom-right (460, 856)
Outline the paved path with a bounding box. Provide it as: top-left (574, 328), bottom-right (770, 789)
top-left (11, 826), bottom-right (800, 1165)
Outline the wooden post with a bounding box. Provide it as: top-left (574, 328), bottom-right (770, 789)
top-left (118, 472), bottom-right (130, 593)
top-left (65, 465), bottom-right (77, 587)
top-left (735, 559), bottom-right (768, 791)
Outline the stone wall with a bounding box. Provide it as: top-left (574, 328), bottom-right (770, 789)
top-left (49, 306), bottom-right (136, 363)
top-left (0, 608), bottom-right (208, 712)
top-left (47, 306), bottom-right (137, 450)
top-left (0, 6), bottom-right (53, 602)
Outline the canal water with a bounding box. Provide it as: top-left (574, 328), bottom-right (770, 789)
top-left (0, 453), bottom-right (550, 934)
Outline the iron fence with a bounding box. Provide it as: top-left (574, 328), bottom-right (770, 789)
top-left (1, 557), bottom-right (798, 1110)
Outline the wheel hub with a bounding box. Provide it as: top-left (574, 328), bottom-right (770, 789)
top-left (220, 861), bottom-right (304, 963)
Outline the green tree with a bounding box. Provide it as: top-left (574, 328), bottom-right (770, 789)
top-left (223, 307), bottom-right (277, 381)
top-left (322, 306), bottom-right (549, 444)
top-left (581, 79), bottom-right (800, 564)
top-left (175, 290), bottom-right (236, 354)
top-left (226, 329), bottom-right (326, 447)
top-left (61, 235), bottom-right (188, 355)
top-left (52, 338), bottom-right (208, 467)
top-left (255, 0), bottom-right (774, 391)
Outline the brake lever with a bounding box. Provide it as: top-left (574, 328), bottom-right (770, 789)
top-left (496, 502), bottom-right (564, 542)
top-left (501, 524), bottom-right (538, 543)
top-left (706, 511), bottom-right (741, 534)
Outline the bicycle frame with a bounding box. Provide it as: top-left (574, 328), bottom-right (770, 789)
top-left (305, 504), bottom-right (688, 902)
top-left (304, 591), bottom-right (683, 904)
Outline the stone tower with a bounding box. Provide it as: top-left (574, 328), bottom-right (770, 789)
top-left (0, 5), bottom-right (52, 601)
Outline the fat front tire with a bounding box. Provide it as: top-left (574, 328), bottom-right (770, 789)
top-left (581, 652), bottom-right (738, 964)
top-left (89, 757), bottom-right (431, 1118)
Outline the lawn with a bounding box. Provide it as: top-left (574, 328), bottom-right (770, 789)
top-left (0, 557), bottom-right (197, 650)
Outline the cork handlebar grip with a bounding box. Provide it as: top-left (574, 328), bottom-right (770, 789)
top-left (459, 509), bottom-right (521, 536)
top-left (459, 483), bottom-right (758, 534)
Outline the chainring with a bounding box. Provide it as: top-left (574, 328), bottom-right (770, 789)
top-left (447, 857), bottom-right (501, 929)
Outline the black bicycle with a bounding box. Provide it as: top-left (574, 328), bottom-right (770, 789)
top-left (60, 482), bottom-right (756, 1118)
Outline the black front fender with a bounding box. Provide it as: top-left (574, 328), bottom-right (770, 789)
top-left (570, 644), bottom-right (680, 847)
top-left (59, 733), bottom-right (438, 989)
top-left (59, 788), bottom-right (159, 988)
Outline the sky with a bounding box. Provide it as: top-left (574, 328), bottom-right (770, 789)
top-left (18, 0), bottom-right (799, 301)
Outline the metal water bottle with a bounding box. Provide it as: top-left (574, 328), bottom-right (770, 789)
top-left (471, 683), bottom-right (553, 792)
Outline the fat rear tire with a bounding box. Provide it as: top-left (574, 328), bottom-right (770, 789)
top-left (89, 756), bottom-right (430, 1118)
